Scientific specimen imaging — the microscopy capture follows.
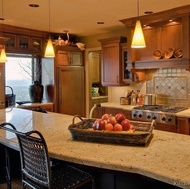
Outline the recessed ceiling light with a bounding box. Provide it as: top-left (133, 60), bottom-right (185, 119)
top-left (144, 11), bottom-right (153, 15)
top-left (0, 18), bottom-right (5, 20)
top-left (29, 4), bottom-right (39, 8)
top-left (97, 22), bottom-right (104, 25)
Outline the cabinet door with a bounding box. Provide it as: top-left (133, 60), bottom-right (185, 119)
top-left (101, 42), bottom-right (121, 86)
top-left (4, 33), bottom-right (16, 50)
top-left (18, 35), bottom-right (30, 50)
top-left (177, 117), bottom-right (190, 135)
top-left (56, 50), bottom-right (70, 65)
top-left (70, 51), bottom-right (83, 66)
top-left (58, 67), bottom-right (85, 116)
top-left (89, 52), bottom-right (100, 83)
top-left (0, 64), bottom-right (5, 109)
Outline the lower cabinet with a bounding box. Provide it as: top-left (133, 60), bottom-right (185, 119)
top-left (176, 117), bottom-right (190, 135)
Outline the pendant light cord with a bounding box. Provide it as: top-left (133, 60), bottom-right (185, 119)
top-left (48, 0), bottom-right (50, 37)
top-left (137, 0), bottom-right (139, 20)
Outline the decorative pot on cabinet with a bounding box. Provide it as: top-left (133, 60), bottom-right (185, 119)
top-left (29, 81), bottom-right (44, 102)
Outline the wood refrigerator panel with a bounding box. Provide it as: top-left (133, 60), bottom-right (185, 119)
top-left (0, 64), bottom-right (5, 109)
top-left (58, 66), bottom-right (85, 117)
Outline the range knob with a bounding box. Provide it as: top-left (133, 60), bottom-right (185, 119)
top-left (153, 116), bottom-right (157, 119)
top-left (168, 117), bottom-right (173, 122)
top-left (138, 114), bottom-right (142, 118)
top-left (147, 115), bottom-right (151, 119)
top-left (162, 117), bottom-right (166, 121)
top-left (133, 113), bottom-right (137, 117)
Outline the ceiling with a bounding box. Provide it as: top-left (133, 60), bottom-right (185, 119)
top-left (1, 0), bottom-right (190, 37)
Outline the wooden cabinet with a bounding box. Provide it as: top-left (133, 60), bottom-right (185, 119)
top-left (89, 51), bottom-right (100, 83)
top-left (57, 66), bottom-right (85, 117)
top-left (99, 37), bottom-right (127, 86)
top-left (0, 64), bottom-right (5, 109)
top-left (120, 6), bottom-right (190, 69)
top-left (177, 117), bottom-right (190, 135)
top-left (56, 46), bottom-right (83, 66)
top-left (4, 33), bottom-right (42, 54)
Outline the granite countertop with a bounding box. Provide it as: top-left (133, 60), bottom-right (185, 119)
top-left (100, 102), bottom-right (190, 118)
top-left (0, 108), bottom-right (190, 188)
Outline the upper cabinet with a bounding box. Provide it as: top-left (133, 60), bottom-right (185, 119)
top-left (99, 36), bottom-right (127, 86)
top-left (55, 46), bottom-right (83, 66)
top-left (120, 5), bottom-right (190, 70)
top-left (1, 24), bottom-right (47, 55)
top-left (99, 37), bottom-right (145, 86)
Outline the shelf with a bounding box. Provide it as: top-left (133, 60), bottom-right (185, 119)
top-left (134, 58), bottom-right (190, 70)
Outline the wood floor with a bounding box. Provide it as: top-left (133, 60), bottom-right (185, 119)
top-left (0, 178), bottom-right (22, 189)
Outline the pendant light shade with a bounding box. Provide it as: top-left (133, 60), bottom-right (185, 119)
top-left (45, 37), bottom-right (55, 57)
top-left (131, 19), bottom-right (146, 48)
top-left (0, 47), bottom-right (7, 63)
top-left (131, 0), bottom-right (146, 48)
top-left (44, 0), bottom-right (55, 57)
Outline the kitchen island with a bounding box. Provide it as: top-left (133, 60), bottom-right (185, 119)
top-left (0, 108), bottom-right (190, 188)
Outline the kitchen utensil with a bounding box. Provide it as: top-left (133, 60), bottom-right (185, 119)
top-left (153, 49), bottom-right (162, 60)
top-left (144, 94), bottom-right (156, 105)
top-left (164, 48), bottom-right (174, 59)
top-left (174, 49), bottom-right (183, 58)
top-left (120, 97), bottom-right (130, 105)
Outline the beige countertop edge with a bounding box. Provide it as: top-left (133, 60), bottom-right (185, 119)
top-left (101, 102), bottom-right (190, 118)
top-left (16, 102), bottom-right (54, 108)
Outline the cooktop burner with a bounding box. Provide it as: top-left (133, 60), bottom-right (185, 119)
top-left (133, 105), bottom-right (188, 113)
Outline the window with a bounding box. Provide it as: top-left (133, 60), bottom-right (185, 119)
top-left (5, 56), bottom-right (32, 102)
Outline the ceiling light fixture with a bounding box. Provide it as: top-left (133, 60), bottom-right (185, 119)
top-left (131, 0), bottom-right (146, 48)
top-left (0, 0), bottom-right (8, 63)
top-left (44, 0), bottom-right (55, 57)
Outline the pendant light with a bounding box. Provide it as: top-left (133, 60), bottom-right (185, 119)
top-left (0, 0), bottom-right (7, 62)
top-left (44, 0), bottom-right (55, 57)
top-left (131, 0), bottom-right (146, 48)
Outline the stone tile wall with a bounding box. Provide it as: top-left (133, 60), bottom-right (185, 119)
top-left (146, 68), bottom-right (190, 107)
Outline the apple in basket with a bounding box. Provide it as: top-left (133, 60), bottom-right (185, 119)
top-left (115, 113), bottom-right (125, 123)
top-left (107, 116), bottom-right (117, 125)
top-left (105, 123), bottom-right (114, 131)
top-left (102, 113), bottom-right (110, 121)
top-left (121, 119), bottom-right (131, 131)
top-left (113, 123), bottom-right (123, 132)
top-left (92, 119), bottom-right (105, 130)
top-left (130, 124), bottom-right (136, 132)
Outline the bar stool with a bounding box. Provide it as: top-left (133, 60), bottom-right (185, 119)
top-left (0, 123), bottom-right (95, 189)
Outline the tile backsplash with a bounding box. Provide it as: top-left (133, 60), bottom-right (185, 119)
top-left (146, 68), bottom-right (190, 107)
top-left (108, 68), bottom-right (190, 107)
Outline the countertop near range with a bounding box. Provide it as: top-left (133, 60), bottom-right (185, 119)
top-left (100, 102), bottom-right (190, 118)
top-left (0, 108), bottom-right (190, 188)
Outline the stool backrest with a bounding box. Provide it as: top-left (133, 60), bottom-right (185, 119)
top-left (0, 123), bottom-right (51, 188)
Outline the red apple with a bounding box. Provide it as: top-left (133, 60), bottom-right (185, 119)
top-left (121, 119), bottom-right (131, 131)
top-left (92, 119), bottom-right (106, 130)
top-left (115, 113), bottom-right (125, 123)
top-left (113, 123), bottom-right (123, 131)
top-left (130, 124), bottom-right (135, 132)
top-left (102, 113), bottom-right (110, 121)
top-left (105, 123), bottom-right (114, 131)
top-left (107, 116), bottom-right (117, 125)
top-left (96, 119), bottom-right (105, 130)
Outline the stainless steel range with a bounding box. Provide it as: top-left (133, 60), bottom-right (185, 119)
top-left (131, 105), bottom-right (188, 125)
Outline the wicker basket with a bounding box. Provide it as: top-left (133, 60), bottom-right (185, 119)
top-left (5, 86), bottom-right (16, 107)
top-left (68, 115), bottom-right (155, 146)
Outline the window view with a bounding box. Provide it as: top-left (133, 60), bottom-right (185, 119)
top-left (5, 56), bottom-right (32, 102)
